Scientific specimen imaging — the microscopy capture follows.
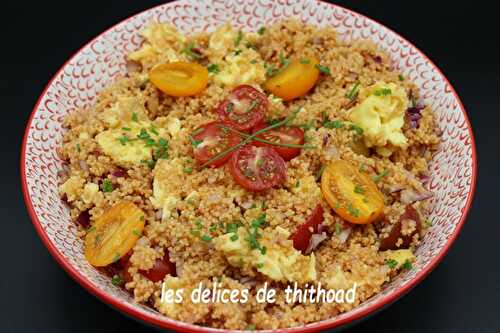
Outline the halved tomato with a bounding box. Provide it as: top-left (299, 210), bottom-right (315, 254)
top-left (191, 121), bottom-right (242, 168)
top-left (216, 85), bottom-right (267, 131)
top-left (252, 122), bottom-right (305, 161)
top-left (290, 204), bottom-right (324, 253)
top-left (264, 57), bottom-right (320, 101)
top-left (149, 62), bottom-right (208, 97)
top-left (228, 145), bottom-right (286, 191)
top-left (139, 252), bottom-right (176, 282)
top-left (321, 160), bottom-right (384, 224)
top-left (84, 201), bottom-right (145, 267)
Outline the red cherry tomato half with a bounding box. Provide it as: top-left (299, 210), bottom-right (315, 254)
top-left (139, 252), bottom-right (176, 282)
top-left (217, 85), bottom-right (268, 131)
top-left (252, 122), bottom-right (305, 161)
top-left (228, 145), bottom-right (286, 191)
top-left (191, 121), bottom-right (242, 168)
top-left (290, 204), bottom-right (324, 253)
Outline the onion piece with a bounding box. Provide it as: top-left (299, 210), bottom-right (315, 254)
top-left (338, 227), bottom-right (352, 243)
top-left (400, 189), bottom-right (433, 204)
top-left (305, 232), bottom-right (328, 254)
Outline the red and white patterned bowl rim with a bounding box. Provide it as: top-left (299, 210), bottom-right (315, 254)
top-left (20, 0), bottom-right (477, 332)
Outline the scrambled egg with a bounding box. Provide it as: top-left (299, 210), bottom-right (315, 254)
top-left (95, 97), bottom-right (169, 166)
top-left (214, 226), bottom-right (316, 284)
top-left (128, 23), bottom-right (186, 67)
top-left (208, 23), bottom-right (266, 88)
top-left (348, 81), bottom-right (409, 156)
top-left (150, 158), bottom-right (185, 221)
top-left (382, 249), bottom-right (415, 269)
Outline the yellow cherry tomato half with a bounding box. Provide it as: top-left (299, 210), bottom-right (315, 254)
top-left (321, 160), bottom-right (384, 224)
top-left (263, 57), bottom-right (320, 101)
top-left (84, 201), bottom-right (145, 267)
top-left (149, 61), bottom-right (209, 97)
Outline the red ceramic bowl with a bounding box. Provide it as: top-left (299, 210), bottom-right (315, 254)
top-left (21, 1), bottom-right (476, 332)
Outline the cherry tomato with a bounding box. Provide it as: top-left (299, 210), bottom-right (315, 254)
top-left (228, 145), bottom-right (286, 191)
top-left (252, 122), bottom-right (305, 161)
top-left (321, 160), bottom-right (384, 224)
top-left (290, 204), bottom-right (324, 253)
top-left (84, 201), bottom-right (145, 267)
top-left (191, 121), bottom-right (242, 168)
top-left (216, 85), bottom-right (267, 131)
top-left (264, 57), bottom-right (320, 101)
top-left (379, 205), bottom-right (421, 251)
top-left (139, 252), bottom-right (176, 282)
top-left (149, 62), bottom-right (208, 97)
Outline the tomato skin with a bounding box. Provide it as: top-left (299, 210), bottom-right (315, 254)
top-left (228, 145), bottom-right (286, 191)
top-left (290, 204), bottom-right (324, 253)
top-left (252, 122), bottom-right (304, 161)
top-left (264, 57), bottom-right (320, 101)
top-left (217, 85), bottom-right (267, 131)
top-left (140, 252), bottom-right (176, 282)
top-left (149, 62), bottom-right (208, 97)
top-left (379, 205), bottom-right (421, 251)
top-left (321, 160), bottom-right (385, 224)
top-left (192, 121), bottom-right (242, 168)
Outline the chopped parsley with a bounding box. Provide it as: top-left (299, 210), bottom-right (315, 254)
top-left (295, 180), bottom-right (300, 188)
top-left (279, 52), bottom-right (291, 68)
top-left (299, 57), bottom-right (310, 64)
top-left (299, 120), bottom-right (316, 130)
top-left (425, 219), bottom-right (433, 227)
top-left (315, 64), bottom-right (331, 75)
top-left (398, 74), bottom-right (404, 81)
top-left (230, 233), bottom-right (239, 242)
top-left (247, 324), bottom-right (257, 330)
top-left (112, 252), bottom-right (121, 263)
top-left (315, 165), bottom-right (326, 181)
top-left (257, 27), bottom-right (266, 35)
top-left (76, 143), bottom-right (81, 152)
top-left (206, 63), bottom-right (220, 73)
top-left (374, 88), bottom-right (392, 96)
top-left (122, 127), bottom-right (131, 131)
top-left (183, 167), bottom-right (193, 174)
top-left (250, 59), bottom-right (258, 64)
top-left (349, 124), bottom-right (364, 135)
top-left (209, 224), bottom-right (217, 233)
top-left (132, 229), bottom-right (141, 237)
top-left (118, 135), bottom-right (130, 145)
top-left (189, 136), bottom-right (202, 148)
top-left (256, 263), bottom-right (265, 269)
top-left (353, 184), bottom-right (365, 194)
top-left (346, 82), bottom-right (360, 100)
top-left (246, 42), bottom-right (257, 50)
top-left (182, 41), bottom-right (202, 60)
top-left (245, 214), bottom-right (268, 254)
top-left (402, 259), bottom-right (413, 270)
top-left (235, 30), bottom-right (243, 47)
top-left (347, 203), bottom-right (360, 217)
top-left (201, 234), bottom-right (212, 242)
top-left (101, 179), bottom-right (114, 192)
top-left (323, 119), bottom-right (343, 129)
top-left (373, 170), bottom-right (389, 183)
top-left (131, 112), bottom-right (139, 122)
top-left (234, 49), bottom-right (242, 56)
top-left (226, 222), bottom-right (241, 234)
top-left (335, 223), bottom-right (342, 235)
top-left (385, 259), bottom-right (398, 269)
top-left (111, 274), bottom-right (124, 286)
top-left (266, 65), bottom-right (277, 77)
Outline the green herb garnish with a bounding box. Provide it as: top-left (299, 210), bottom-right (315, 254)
top-left (315, 64), bottom-right (331, 75)
top-left (235, 30), bottom-right (243, 47)
top-left (201, 234), bottom-right (212, 242)
top-left (257, 27), bottom-right (265, 35)
top-left (373, 170), bottom-right (389, 183)
top-left (374, 88), bottom-right (392, 96)
top-left (299, 57), bottom-right (310, 64)
top-left (386, 259), bottom-right (398, 269)
top-left (402, 259), bottom-right (413, 270)
top-left (398, 74), bottom-right (404, 81)
top-left (182, 41), bottom-right (202, 60)
top-left (111, 274), bottom-right (124, 286)
top-left (346, 82), bottom-right (360, 100)
top-left (353, 184), bottom-right (365, 194)
top-left (102, 179), bottom-right (114, 192)
top-left (347, 203), bottom-right (360, 217)
top-left (131, 112), bottom-right (138, 122)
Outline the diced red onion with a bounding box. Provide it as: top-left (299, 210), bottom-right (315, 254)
top-left (388, 185), bottom-right (405, 193)
top-left (112, 168), bottom-right (126, 177)
top-left (76, 210), bottom-right (91, 228)
top-left (79, 160), bottom-right (89, 172)
top-left (400, 189), bottom-right (433, 204)
top-left (305, 233), bottom-right (328, 254)
top-left (338, 227), bottom-right (352, 243)
top-left (407, 105), bottom-right (425, 129)
top-left (125, 59), bottom-right (142, 73)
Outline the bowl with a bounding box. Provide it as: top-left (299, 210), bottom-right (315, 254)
top-left (21, 0), bottom-right (477, 331)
